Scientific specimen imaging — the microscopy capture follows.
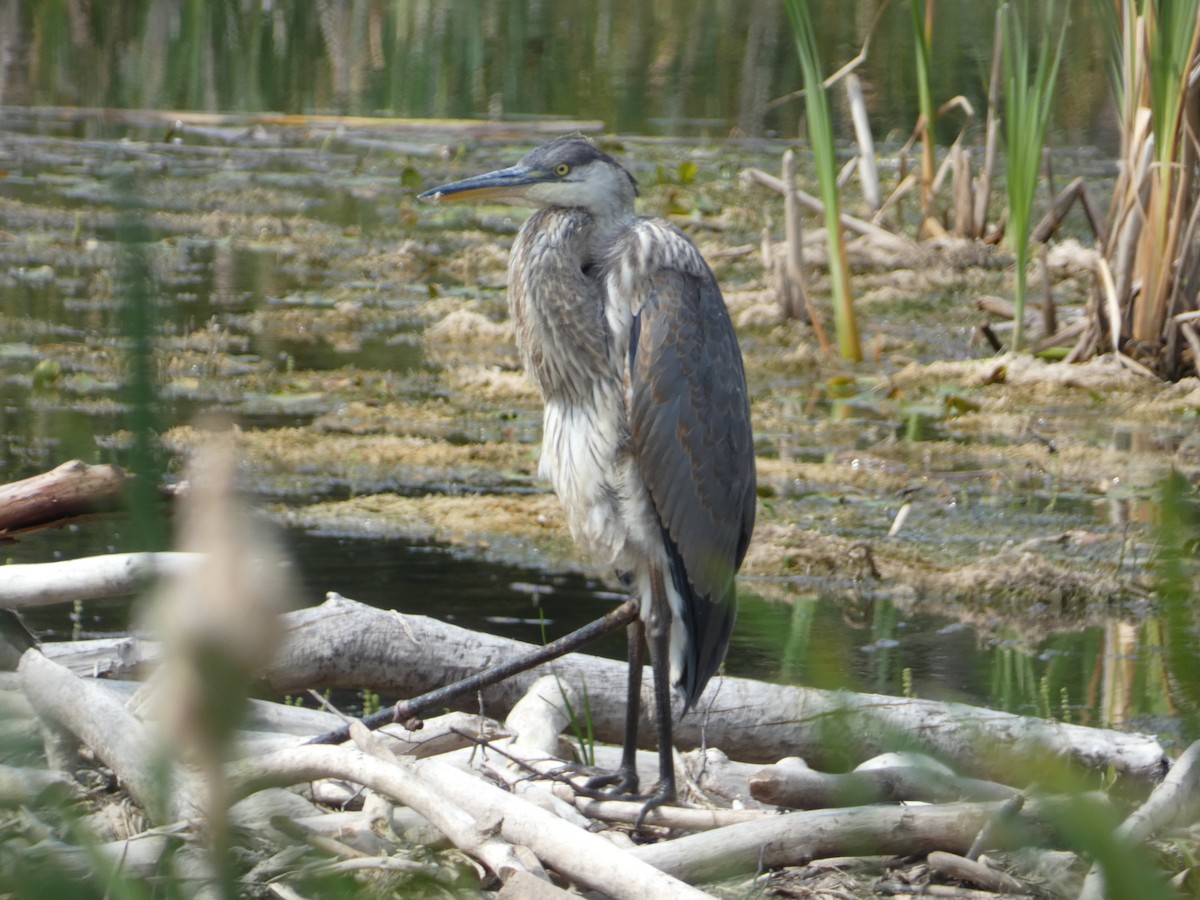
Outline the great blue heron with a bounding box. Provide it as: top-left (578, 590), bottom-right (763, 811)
top-left (419, 136), bottom-right (756, 815)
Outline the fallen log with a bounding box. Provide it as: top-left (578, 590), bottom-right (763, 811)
top-left (0, 460), bottom-right (126, 538)
top-left (37, 593), bottom-right (1168, 789)
top-left (311, 597), bottom-right (639, 742)
top-left (253, 595), bottom-right (1166, 789)
top-left (630, 801), bottom-right (1002, 884)
top-left (41, 636), bottom-right (157, 679)
top-left (485, 736), bottom-right (770, 830)
top-left (0, 763), bottom-right (81, 806)
top-left (927, 850), bottom-right (1028, 895)
top-left (1078, 739), bottom-right (1200, 900)
top-left (749, 753), bottom-right (1019, 808)
top-left (17, 648), bottom-right (175, 820)
top-left (349, 723), bottom-right (541, 884)
top-left (0, 553), bottom-right (201, 608)
top-left (8, 597), bottom-right (1184, 898)
top-left (230, 735), bottom-right (711, 899)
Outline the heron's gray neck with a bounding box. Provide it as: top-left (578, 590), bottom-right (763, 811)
top-left (586, 210), bottom-right (636, 262)
top-left (580, 174), bottom-right (637, 231)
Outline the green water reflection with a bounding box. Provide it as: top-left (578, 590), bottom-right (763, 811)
top-left (735, 588), bottom-right (1186, 743)
top-left (6, 0), bottom-right (1115, 143)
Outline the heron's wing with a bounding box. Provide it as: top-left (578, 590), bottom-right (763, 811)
top-left (624, 225), bottom-right (756, 705)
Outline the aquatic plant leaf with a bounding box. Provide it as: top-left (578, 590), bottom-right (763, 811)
top-left (401, 166), bottom-right (424, 191)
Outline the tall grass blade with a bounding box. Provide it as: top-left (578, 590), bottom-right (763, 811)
top-left (910, 0), bottom-right (938, 233)
top-left (1091, 0), bottom-right (1126, 109)
top-left (1001, 0), bottom-right (1067, 352)
top-left (782, 0), bottom-right (861, 362)
top-left (555, 676), bottom-right (596, 768)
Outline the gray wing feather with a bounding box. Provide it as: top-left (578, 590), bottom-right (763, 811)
top-left (627, 260), bottom-right (756, 707)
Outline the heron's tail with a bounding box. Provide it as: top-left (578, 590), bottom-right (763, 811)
top-left (660, 529), bottom-right (736, 713)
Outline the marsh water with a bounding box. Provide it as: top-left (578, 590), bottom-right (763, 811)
top-left (3, 1), bottom-right (1118, 145)
top-left (1, 4), bottom-right (1196, 746)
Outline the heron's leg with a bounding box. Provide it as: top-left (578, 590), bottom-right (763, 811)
top-left (637, 567), bottom-right (677, 824)
top-left (617, 618), bottom-right (645, 791)
top-left (583, 618), bottom-right (643, 795)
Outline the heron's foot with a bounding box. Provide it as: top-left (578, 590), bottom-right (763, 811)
top-left (578, 763), bottom-right (639, 798)
top-left (634, 784), bottom-right (675, 829)
top-left (575, 768), bottom-right (678, 828)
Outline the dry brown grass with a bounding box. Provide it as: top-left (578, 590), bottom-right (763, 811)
top-left (1072, 4), bottom-right (1200, 379)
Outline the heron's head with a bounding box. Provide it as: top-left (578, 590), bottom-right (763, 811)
top-left (419, 136), bottom-right (639, 222)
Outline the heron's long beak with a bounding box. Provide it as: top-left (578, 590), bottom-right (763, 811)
top-left (418, 164), bottom-right (550, 203)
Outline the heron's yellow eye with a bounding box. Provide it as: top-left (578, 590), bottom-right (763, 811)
top-left (555, 164), bottom-right (570, 177)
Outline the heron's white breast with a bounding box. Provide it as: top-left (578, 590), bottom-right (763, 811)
top-left (540, 387), bottom-right (630, 570)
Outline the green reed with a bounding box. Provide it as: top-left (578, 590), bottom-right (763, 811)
top-left (783, 0), bottom-right (861, 362)
top-left (1001, 0), bottom-right (1066, 352)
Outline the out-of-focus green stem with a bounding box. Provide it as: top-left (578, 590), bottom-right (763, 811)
top-left (783, 0), bottom-right (861, 362)
top-left (1002, 1), bottom-right (1066, 352)
top-left (911, 0), bottom-right (937, 232)
top-left (116, 174), bottom-right (167, 551)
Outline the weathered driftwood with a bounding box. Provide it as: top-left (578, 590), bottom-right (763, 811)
top-left (489, 738), bottom-right (769, 830)
top-left (18, 649), bottom-right (177, 820)
top-left (483, 690), bottom-right (602, 833)
top-left (378, 711), bottom-right (509, 758)
top-left (497, 870), bottom-right (578, 899)
top-left (36, 592), bottom-right (1168, 788)
top-left (503, 674), bottom-right (578, 757)
top-left (314, 598), bottom-right (639, 743)
top-left (0, 763), bottom-right (81, 806)
top-left (230, 735), bottom-right (711, 900)
top-left (0, 552), bottom-right (201, 608)
top-left (292, 807), bottom-right (442, 854)
top-left (18, 649), bottom-right (325, 840)
top-left (249, 595), bottom-right (1166, 788)
top-left (351, 723), bottom-right (544, 883)
top-left (9, 598), bottom-right (1185, 898)
top-left (0, 460), bottom-right (126, 537)
top-left (630, 801), bottom-right (1003, 883)
top-left (83, 798), bottom-right (325, 882)
top-left (1078, 739), bottom-right (1200, 900)
top-left (926, 850), bottom-right (1027, 895)
top-left (571, 794), bottom-right (766, 832)
top-left (8, 574), bottom-right (1178, 896)
top-left (498, 736), bottom-right (767, 815)
top-left (749, 753), bottom-right (1019, 809)
top-left (246, 729), bottom-right (537, 883)
top-left (41, 636), bottom-right (158, 678)
top-left (673, 747), bottom-right (767, 810)
top-left (49, 832), bottom-right (174, 882)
